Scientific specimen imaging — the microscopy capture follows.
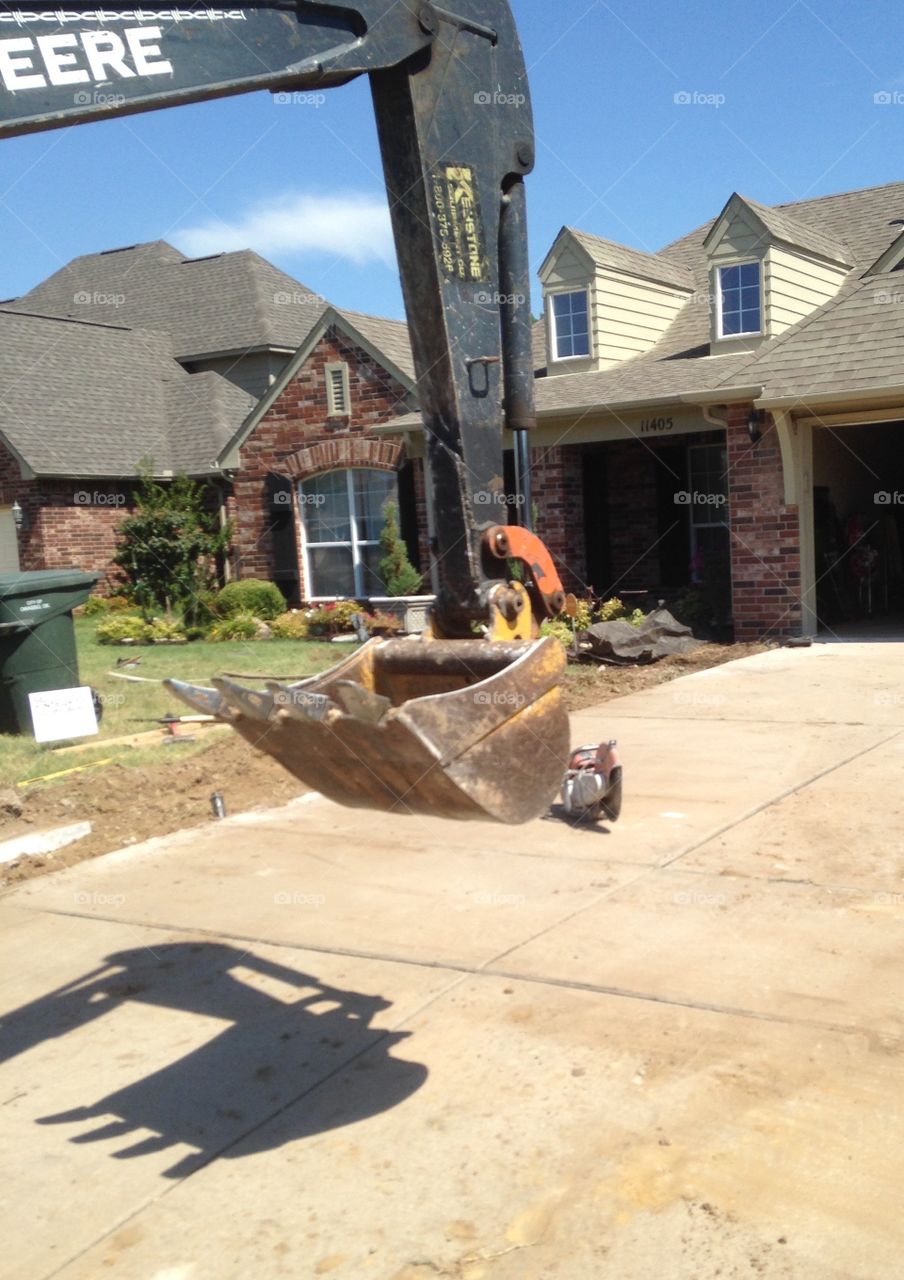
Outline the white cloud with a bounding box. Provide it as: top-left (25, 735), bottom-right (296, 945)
top-left (175, 191), bottom-right (395, 265)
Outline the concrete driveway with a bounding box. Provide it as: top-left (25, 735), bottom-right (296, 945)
top-left (2, 641), bottom-right (904, 1280)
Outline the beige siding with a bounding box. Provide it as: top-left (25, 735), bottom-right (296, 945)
top-left (765, 246), bottom-right (847, 334)
top-left (543, 237), bottom-right (691, 373)
top-left (707, 207), bottom-right (767, 263)
top-left (543, 244), bottom-right (591, 288)
top-left (191, 352), bottom-right (289, 399)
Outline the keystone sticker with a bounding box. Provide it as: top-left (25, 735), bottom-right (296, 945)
top-left (431, 162), bottom-right (490, 284)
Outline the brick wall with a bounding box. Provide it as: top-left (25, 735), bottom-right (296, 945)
top-left (234, 326), bottom-right (416, 599)
top-left (531, 444), bottom-right (586, 592)
top-left (0, 441), bottom-right (131, 586)
top-left (726, 406), bottom-right (802, 640)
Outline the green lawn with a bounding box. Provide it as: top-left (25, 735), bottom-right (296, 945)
top-left (0, 618), bottom-right (356, 787)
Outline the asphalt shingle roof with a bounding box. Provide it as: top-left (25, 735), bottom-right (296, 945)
top-left (567, 227), bottom-right (696, 291)
top-left (0, 309), bottom-right (254, 478)
top-left (7, 242), bottom-right (327, 360)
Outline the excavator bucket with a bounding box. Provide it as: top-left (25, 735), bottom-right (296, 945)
top-left (166, 636), bottom-right (569, 824)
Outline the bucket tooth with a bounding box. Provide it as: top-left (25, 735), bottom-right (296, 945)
top-left (211, 677), bottom-right (276, 723)
top-left (333, 680), bottom-right (391, 724)
top-left (265, 683), bottom-right (337, 722)
top-left (165, 679), bottom-right (233, 720)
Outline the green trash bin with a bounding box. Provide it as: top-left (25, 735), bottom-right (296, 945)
top-left (0, 569), bottom-right (100, 736)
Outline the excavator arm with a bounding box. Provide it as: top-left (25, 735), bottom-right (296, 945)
top-left (0, 0), bottom-right (572, 822)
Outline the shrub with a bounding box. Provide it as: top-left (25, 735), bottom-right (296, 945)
top-left (378, 502), bottom-right (422, 596)
top-left (83, 593), bottom-right (132, 617)
top-left (306, 601), bottom-right (364, 636)
top-left (270, 611), bottom-right (311, 639)
top-left (114, 467), bottom-right (231, 613)
top-left (216, 579), bottom-right (285, 621)
top-left (364, 610), bottom-right (403, 636)
top-left (596, 596), bottom-right (628, 622)
top-left (95, 614), bottom-right (151, 645)
top-left (146, 617), bottom-right (187, 643)
top-left (570, 597), bottom-right (594, 631)
top-left (207, 611), bottom-right (258, 642)
top-left (539, 618), bottom-right (574, 650)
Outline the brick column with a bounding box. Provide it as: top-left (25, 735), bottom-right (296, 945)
top-left (531, 444), bottom-right (586, 593)
top-left (727, 406), bottom-right (802, 640)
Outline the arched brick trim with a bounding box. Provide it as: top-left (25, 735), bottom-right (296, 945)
top-left (282, 437), bottom-right (404, 480)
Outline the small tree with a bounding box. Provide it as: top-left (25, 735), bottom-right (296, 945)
top-left (377, 501), bottom-right (422, 596)
top-left (114, 468), bottom-right (232, 616)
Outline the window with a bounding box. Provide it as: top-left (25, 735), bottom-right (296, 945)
top-left (550, 290), bottom-right (590, 359)
top-left (325, 362), bottom-right (350, 416)
top-left (300, 469), bottom-right (395, 597)
top-left (717, 262), bottom-right (761, 337)
top-left (688, 444), bottom-right (729, 585)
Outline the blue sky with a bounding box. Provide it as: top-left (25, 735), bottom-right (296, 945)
top-left (2, 0), bottom-right (902, 318)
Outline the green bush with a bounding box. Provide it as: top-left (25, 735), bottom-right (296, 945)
top-left (215, 578), bottom-right (285, 621)
top-left (539, 618), bottom-right (574, 650)
top-left (306, 601), bottom-right (363, 636)
top-left (596, 596), bottom-right (628, 622)
top-left (146, 617), bottom-right (187, 643)
top-left (270, 611), bottom-right (311, 639)
top-left (364, 610), bottom-right (402, 636)
top-left (378, 502), bottom-right (422, 596)
top-left (83, 593), bottom-right (132, 617)
top-left (207, 611), bottom-right (258, 642)
top-left (95, 614), bottom-right (151, 645)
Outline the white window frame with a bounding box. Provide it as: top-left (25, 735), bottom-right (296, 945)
top-left (325, 361), bottom-right (351, 417)
top-left (299, 468), bottom-right (394, 600)
top-left (714, 260), bottom-right (763, 339)
top-left (548, 288), bottom-right (592, 361)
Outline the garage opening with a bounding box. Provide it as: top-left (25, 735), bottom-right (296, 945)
top-left (812, 421), bottom-right (904, 636)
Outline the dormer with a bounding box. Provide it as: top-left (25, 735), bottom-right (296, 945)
top-left (704, 194), bottom-right (852, 354)
top-left (538, 227), bottom-right (695, 375)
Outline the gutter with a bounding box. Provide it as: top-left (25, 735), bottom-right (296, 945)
top-left (754, 384), bottom-right (904, 411)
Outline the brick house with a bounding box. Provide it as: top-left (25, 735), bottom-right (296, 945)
top-left (390, 180), bottom-right (904, 639)
top-left (4, 180), bottom-right (904, 640)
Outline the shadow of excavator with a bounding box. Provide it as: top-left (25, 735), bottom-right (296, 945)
top-left (0, 941), bottom-right (427, 1178)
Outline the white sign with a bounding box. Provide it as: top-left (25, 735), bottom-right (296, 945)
top-left (29, 685), bottom-right (98, 743)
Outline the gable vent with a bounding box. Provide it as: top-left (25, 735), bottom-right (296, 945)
top-left (326, 361), bottom-right (351, 416)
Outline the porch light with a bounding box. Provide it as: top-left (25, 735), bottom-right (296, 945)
top-left (11, 499), bottom-right (26, 531)
top-left (746, 409), bottom-right (766, 445)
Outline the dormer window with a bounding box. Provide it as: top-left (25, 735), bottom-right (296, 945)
top-left (716, 262), bottom-right (762, 337)
top-left (550, 290), bottom-right (590, 359)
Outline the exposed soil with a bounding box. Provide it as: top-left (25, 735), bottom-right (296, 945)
top-left (0, 640), bottom-right (770, 888)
